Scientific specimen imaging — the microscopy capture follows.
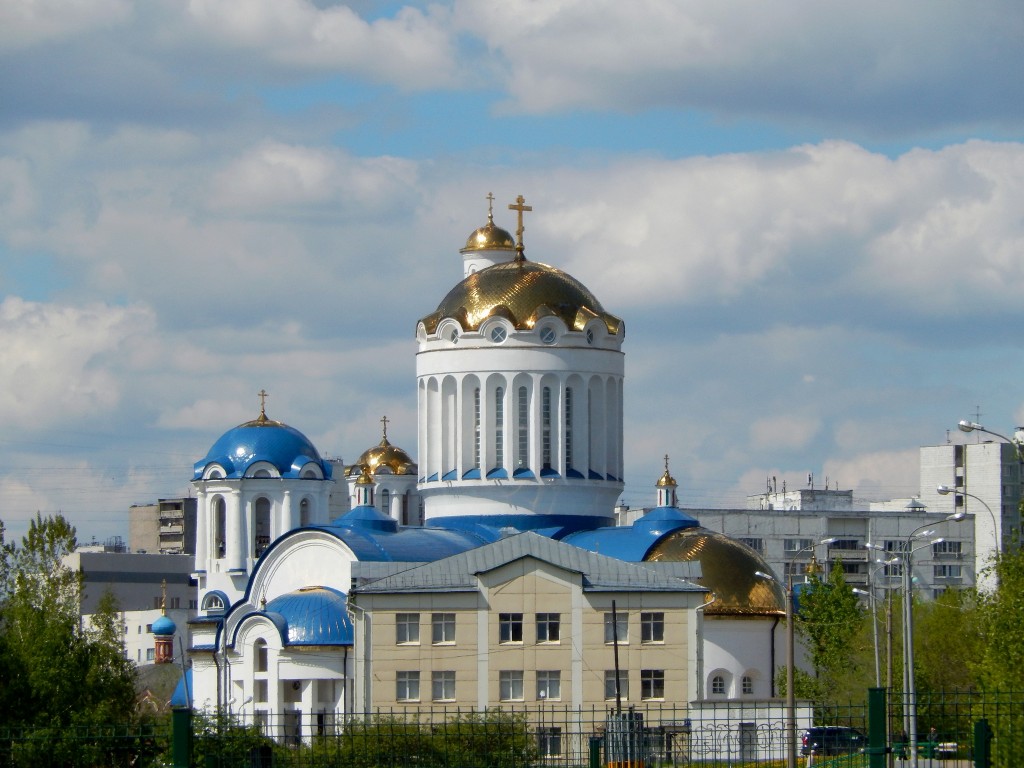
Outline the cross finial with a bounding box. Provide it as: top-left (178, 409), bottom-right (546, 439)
top-left (664, 454), bottom-right (670, 473)
top-left (160, 579), bottom-right (167, 615)
top-left (486, 192), bottom-right (495, 221)
top-left (257, 389), bottom-right (269, 418)
top-left (380, 414), bottom-right (389, 441)
top-left (508, 194), bottom-right (532, 261)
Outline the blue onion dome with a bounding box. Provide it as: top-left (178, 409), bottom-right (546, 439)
top-left (646, 527), bottom-right (786, 616)
top-left (264, 586), bottom-right (352, 646)
top-left (151, 614), bottom-right (177, 636)
top-left (193, 405), bottom-right (332, 481)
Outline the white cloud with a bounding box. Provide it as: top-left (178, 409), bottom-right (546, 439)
top-left (749, 415), bottom-right (820, 452)
top-left (0, 0), bottom-right (131, 51)
top-left (823, 449), bottom-right (920, 501)
top-left (0, 298), bottom-right (154, 429)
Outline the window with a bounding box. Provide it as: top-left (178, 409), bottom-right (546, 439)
top-left (499, 671), bottom-right (524, 701)
top-left (933, 540), bottom-right (962, 556)
top-left (380, 488), bottom-right (390, 512)
top-left (213, 497), bottom-right (226, 558)
top-left (883, 540), bottom-right (909, 553)
top-left (517, 386), bottom-right (529, 469)
top-left (255, 639), bottom-right (268, 673)
top-left (711, 675), bottom-right (726, 695)
top-left (641, 612), bottom-right (665, 643)
top-left (564, 387), bottom-right (573, 471)
top-left (396, 671), bottom-right (420, 702)
top-left (146, 648), bottom-right (156, 661)
top-left (604, 612), bottom-right (628, 644)
top-left (586, 328), bottom-right (594, 345)
top-left (830, 538), bottom-right (860, 551)
top-left (255, 680), bottom-right (268, 703)
top-left (784, 538), bottom-right (813, 553)
top-left (254, 497), bottom-right (271, 556)
top-left (934, 564), bottom-right (962, 580)
top-left (838, 562), bottom-right (861, 574)
top-left (489, 325), bottom-right (507, 343)
top-left (537, 671), bottom-right (561, 701)
top-left (738, 537), bottom-right (763, 553)
top-left (542, 386), bottom-right (552, 468)
top-left (539, 326), bottom-right (556, 345)
top-left (536, 613), bottom-right (560, 643)
top-left (499, 613), bottom-right (523, 643)
top-left (473, 388), bottom-right (481, 468)
top-left (432, 671), bottom-right (455, 702)
top-left (396, 613), bottom-right (420, 644)
top-left (641, 670), bottom-right (665, 700)
top-left (495, 387), bottom-right (504, 468)
top-left (742, 675), bottom-right (754, 695)
top-left (538, 727), bottom-right (562, 757)
top-left (432, 613), bottom-right (455, 644)
top-left (604, 670), bottom-right (628, 700)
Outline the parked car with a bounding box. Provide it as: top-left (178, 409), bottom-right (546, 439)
top-left (801, 726), bottom-right (867, 755)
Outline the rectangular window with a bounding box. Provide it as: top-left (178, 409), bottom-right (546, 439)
top-left (255, 680), bottom-right (268, 703)
top-left (396, 613), bottom-right (420, 645)
top-left (829, 538), bottom-right (861, 551)
top-left (495, 387), bottom-right (504, 468)
top-left (783, 538), bottom-right (813, 553)
top-left (432, 671), bottom-right (456, 702)
top-left (536, 613), bottom-right (560, 643)
top-left (884, 540), bottom-right (909, 553)
top-left (738, 537), bottom-right (763, 553)
top-left (934, 564), bottom-right (962, 580)
top-left (604, 612), bottom-right (628, 644)
top-left (564, 387), bottom-right (573, 471)
top-left (538, 727), bottom-right (562, 758)
top-left (537, 671), bottom-right (561, 701)
top-left (932, 540), bottom-right (962, 556)
top-left (604, 670), bottom-right (628, 700)
top-left (517, 386), bottom-right (529, 469)
top-left (640, 669), bottom-right (665, 700)
top-left (396, 671), bottom-right (420, 702)
top-left (641, 612), bottom-right (665, 643)
top-left (499, 613), bottom-right (523, 644)
top-left (884, 562), bottom-right (903, 578)
top-left (432, 613), bottom-right (455, 644)
top-left (499, 671), bottom-right (524, 701)
top-left (146, 647), bottom-right (156, 661)
top-left (542, 386), bottom-right (552, 468)
top-left (839, 562), bottom-right (860, 574)
top-left (473, 388), bottom-right (481, 468)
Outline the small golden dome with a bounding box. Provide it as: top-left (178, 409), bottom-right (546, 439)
top-left (354, 466), bottom-right (375, 485)
top-left (419, 259), bottom-right (622, 335)
top-left (348, 437), bottom-right (416, 476)
top-left (462, 219), bottom-right (515, 253)
top-left (655, 455), bottom-right (677, 487)
top-left (645, 528), bottom-right (785, 616)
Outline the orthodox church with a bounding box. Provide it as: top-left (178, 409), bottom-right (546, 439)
top-left (186, 195), bottom-right (787, 743)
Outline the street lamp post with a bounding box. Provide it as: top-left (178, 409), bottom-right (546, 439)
top-left (785, 537), bottom-right (835, 768)
top-left (852, 587), bottom-right (880, 688)
top-left (903, 513), bottom-right (965, 768)
top-left (937, 484), bottom-right (1000, 567)
top-left (957, 420), bottom-right (1024, 462)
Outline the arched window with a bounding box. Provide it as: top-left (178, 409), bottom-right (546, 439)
top-left (299, 498), bottom-right (310, 527)
top-left (541, 386), bottom-right (552, 469)
top-left (254, 638), bottom-right (268, 673)
top-left (381, 488), bottom-right (391, 513)
top-left (495, 387), bottom-right (504, 468)
top-left (213, 497), bottom-right (226, 558)
top-left (254, 498), bottom-right (271, 557)
top-left (742, 675), bottom-right (754, 695)
top-left (711, 675), bottom-right (726, 695)
top-left (564, 387), bottom-right (574, 472)
top-left (517, 386), bottom-right (529, 469)
top-left (202, 592), bottom-right (226, 615)
top-left (473, 387), bottom-right (481, 468)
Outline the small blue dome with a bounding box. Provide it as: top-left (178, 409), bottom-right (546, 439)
top-left (152, 614), bottom-right (177, 636)
top-left (193, 413), bottom-right (332, 481)
top-left (333, 504), bottom-right (399, 533)
top-left (264, 587), bottom-right (353, 646)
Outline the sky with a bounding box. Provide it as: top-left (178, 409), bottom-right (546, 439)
top-left (1, 0), bottom-right (1023, 545)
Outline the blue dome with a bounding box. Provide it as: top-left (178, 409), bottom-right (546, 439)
top-left (264, 587), bottom-right (352, 646)
top-left (193, 414), bottom-right (332, 481)
top-left (151, 614), bottom-right (177, 636)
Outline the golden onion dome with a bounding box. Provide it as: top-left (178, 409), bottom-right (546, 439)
top-left (462, 219), bottom-right (515, 253)
top-left (645, 527), bottom-right (785, 616)
top-left (419, 259), bottom-right (622, 335)
top-left (348, 436), bottom-right (416, 477)
top-left (655, 455), bottom-right (677, 487)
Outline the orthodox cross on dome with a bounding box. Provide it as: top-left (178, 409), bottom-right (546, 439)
top-left (257, 389), bottom-right (269, 421)
top-left (508, 194), bottom-right (532, 261)
top-left (380, 414), bottom-right (390, 441)
top-left (160, 579), bottom-right (167, 615)
top-left (664, 454), bottom-right (670, 473)
top-left (486, 191), bottom-right (495, 222)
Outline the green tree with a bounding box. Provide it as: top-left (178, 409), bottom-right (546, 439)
top-left (0, 513), bottom-right (138, 729)
top-left (795, 561), bottom-right (865, 701)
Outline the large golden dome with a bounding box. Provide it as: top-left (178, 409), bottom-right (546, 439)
top-left (419, 259), bottom-right (622, 335)
top-left (646, 527), bottom-right (785, 616)
top-left (347, 436), bottom-right (416, 476)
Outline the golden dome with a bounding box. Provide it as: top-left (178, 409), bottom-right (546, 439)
top-left (462, 219), bottom-right (515, 253)
top-left (419, 259), bottom-right (622, 335)
top-left (645, 528), bottom-right (785, 616)
top-left (348, 436), bottom-right (416, 476)
top-left (655, 455), bottom-right (677, 487)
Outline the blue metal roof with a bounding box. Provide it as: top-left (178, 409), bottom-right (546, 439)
top-left (151, 614), bottom-right (177, 636)
top-left (563, 506), bottom-right (698, 561)
top-left (193, 420), bottom-right (332, 480)
top-left (171, 669), bottom-right (192, 707)
top-left (332, 504), bottom-right (399, 533)
top-left (263, 587), bottom-right (353, 646)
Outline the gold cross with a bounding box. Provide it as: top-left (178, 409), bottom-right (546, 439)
top-left (486, 192), bottom-right (495, 220)
top-left (380, 414), bottom-right (389, 440)
top-left (508, 194), bottom-right (532, 259)
top-left (664, 454), bottom-right (670, 473)
top-left (257, 389), bottom-right (269, 417)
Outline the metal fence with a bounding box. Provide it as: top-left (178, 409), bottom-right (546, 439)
top-left (2, 691), bottom-right (1023, 767)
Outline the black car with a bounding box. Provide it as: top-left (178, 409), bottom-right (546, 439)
top-left (801, 726), bottom-right (866, 756)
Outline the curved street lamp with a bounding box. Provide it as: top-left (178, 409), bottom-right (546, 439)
top-left (958, 420), bottom-right (1024, 462)
top-left (903, 512), bottom-right (965, 768)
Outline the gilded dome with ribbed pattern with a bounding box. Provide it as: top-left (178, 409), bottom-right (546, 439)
top-left (645, 527), bottom-right (785, 616)
top-left (419, 259), bottom-right (622, 335)
top-left (462, 219), bottom-right (515, 253)
top-left (347, 436), bottom-right (416, 476)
